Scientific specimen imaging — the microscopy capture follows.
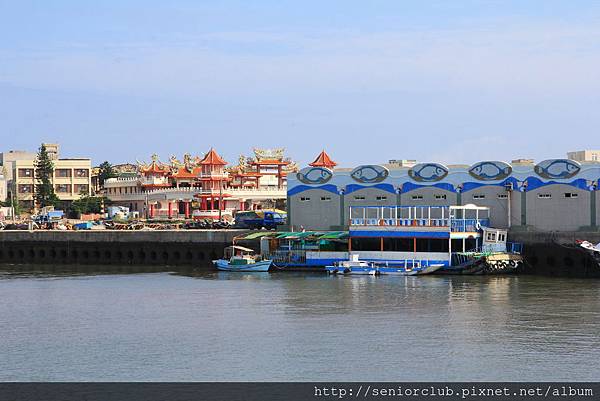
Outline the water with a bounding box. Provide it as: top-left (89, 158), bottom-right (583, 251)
top-left (1, 268), bottom-right (600, 381)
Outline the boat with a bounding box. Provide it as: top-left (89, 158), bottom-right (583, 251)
top-left (213, 245), bottom-right (272, 272)
top-left (253, 204), bottom-right (522, 275)
top-left (325, 254), bottom-right (379, 275)
top-left (326, 254), bottom-right (443, 276)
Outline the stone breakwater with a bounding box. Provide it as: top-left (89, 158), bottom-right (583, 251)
top-left (0, 230), bottom-right (247, 268)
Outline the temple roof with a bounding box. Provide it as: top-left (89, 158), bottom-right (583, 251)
top-left (309, 150), bottom-right (337, 168)
top-left (140, 160), bottom-right (169, 175)
top-left (171, 166), bottom-right (201, 179)
top-left (199, 148), bottom-right (227, 165)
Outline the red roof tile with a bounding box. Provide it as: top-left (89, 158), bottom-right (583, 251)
top-left (309, 150), bottom-right (337, 168)
top-left (199, 148), bottom-right (227, 165)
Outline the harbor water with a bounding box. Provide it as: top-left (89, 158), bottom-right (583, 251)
top-left (1, 268), bottom-right (600, 381)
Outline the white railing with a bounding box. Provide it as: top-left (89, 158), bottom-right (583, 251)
top-left (349, 205), bottom-right (491, 232)
top-left (104, 176), bottom-right (139, 186)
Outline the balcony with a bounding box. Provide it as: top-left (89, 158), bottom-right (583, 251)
top-left (349, 205), bottom-right (491, 233)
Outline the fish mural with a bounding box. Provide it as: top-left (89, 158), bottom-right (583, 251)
top-left (350, 165), bottom-right (389, 183)
top-left (534, 159), bottom-right (581, 180)
top-left (296, 166), bottom-right (333, 185)
top-left (468, 161), bottom-right (512, 181)
top-left (409, 163), bottom-right (449, 182)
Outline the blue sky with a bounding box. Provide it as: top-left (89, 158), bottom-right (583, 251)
top-left (1, 1), bottom-right (599, 166)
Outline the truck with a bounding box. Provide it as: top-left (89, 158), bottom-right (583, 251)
top-left (32, 207), bottom-right (64, 224)
top-left (234, 210), bottom-right (286, 230)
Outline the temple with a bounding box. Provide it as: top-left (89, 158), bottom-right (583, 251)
top-left (309, 150), bottom-right (337, 169)
top-left (103, 148), bottom-right (298, 219)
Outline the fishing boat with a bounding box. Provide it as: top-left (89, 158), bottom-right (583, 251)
top-left (213, 245), bottom-right (272, 272)
top-left (250, 204), bottom-right (522, 275)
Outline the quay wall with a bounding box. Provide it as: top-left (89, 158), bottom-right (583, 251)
top-left (509, 230), bottom-right (600, 277)
top-left (0, 230), bottom-right (246, 268)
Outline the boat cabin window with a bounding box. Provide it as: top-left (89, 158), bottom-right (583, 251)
top-left (353, 196), bottom-right (366, 200)
top-left (564, 193), bottom-right (578, 198)
top-left (375, 196), bottom-right (387, 201)
top-left (486, 232), bottom-right (497, 241)
top-left (411, 195), bottom-right (423, 200)
top-left (300, 197), bottom-right (311, 202)
top-left (320, 196), bottom-right (331, 201)
top-left (473, 194), bottom-right (485, 199)
top-left (537, 193), bottom-right (552, 199)
top-left (435, 194), bottom-right (447, 200)
top-left (497, 194), bottom-right (508, 199)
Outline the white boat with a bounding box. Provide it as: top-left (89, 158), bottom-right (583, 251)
top-left (213, 245), bottom-right (272, 272)
top-left (325, 254), bottom-right (378, 275)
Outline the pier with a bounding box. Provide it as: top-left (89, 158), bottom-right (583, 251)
top-left (0, 230), bottom-right (245, 268)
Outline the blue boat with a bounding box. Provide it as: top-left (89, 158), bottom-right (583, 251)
top-left (213, 246), bottom-right (272, 272)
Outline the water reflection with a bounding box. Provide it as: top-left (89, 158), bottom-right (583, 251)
top-left (1, 267), bottom-right (600, 381)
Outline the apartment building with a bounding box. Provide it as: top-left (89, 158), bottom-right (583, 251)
top-left (1, 144), bottom-right (92, 210)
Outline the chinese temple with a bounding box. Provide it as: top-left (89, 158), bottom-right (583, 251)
top-left (103, 147), bottom-right (298, 219)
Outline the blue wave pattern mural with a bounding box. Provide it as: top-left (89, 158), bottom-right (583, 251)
top-left (288, 159), bottom-right (600, 195)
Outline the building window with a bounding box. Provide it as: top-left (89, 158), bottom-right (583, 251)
top-left (320, 196), bottom-right (331, 201)
top-left (75, 169), bottom-right (89, 178)
top-left (376, 196), bottom-right (387, 201)
top-left (353, 196), bottom-right (366, 200)
top-left (18, 168), bottom-right (34, 178)
top-left (564, 193), bottom-right (578, 198)
top-left (473, 194), bottom-right (485, 199)
top-left (18, 184), bottom-right (33, 193)
top-left (300, 197), bottom-right (311, 202)
top-left (55, 169), bottom-right (72, 178)
top-left (538, 193), bottom-right (552, 198)
top-left (74, 184), bottom-right (89, 194)
top-left (435, 194), bottom-right (446, 200)
top-left (497, 194), bottom-right (508, 199)
top-left (486, 232), bottom-right (497, 241)
top-left (55, 184), bottom-right (71, 193)
top-left (411, 195), bottom-right (423, 200)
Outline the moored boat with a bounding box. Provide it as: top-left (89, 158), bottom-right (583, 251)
top-left (325, 254), bottom-right (378, 275)
top-left (253, 205), bottom-right (522, 275)
top-left (213, 245), bottom-right (272, 272)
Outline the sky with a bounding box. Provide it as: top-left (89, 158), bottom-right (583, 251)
top-left (1, 0), bottom-right (600, 167)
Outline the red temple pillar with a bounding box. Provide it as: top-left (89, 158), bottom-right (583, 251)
top-left (184, 202), bottom-right (190, 218)
top-left (149, 204), bottom-right (154, 218)
top-left (201, 197), bottom-right (207, 210)
top-left (210, 197), bottom-right (215, 210)
top-left (240, 200), bottom-right (245, 211)
top-left (168, 202), bottom-right (173, 219)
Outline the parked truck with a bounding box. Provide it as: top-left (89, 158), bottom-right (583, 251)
top-left (234, 210), bottom-right (286, 230)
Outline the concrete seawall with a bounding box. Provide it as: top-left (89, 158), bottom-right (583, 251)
top-left (2, 229), bottom-right (600, 277)
top-left (509, 230), bottom-right (600, 277)
top-left (0, 230), bottom-right (247, 268)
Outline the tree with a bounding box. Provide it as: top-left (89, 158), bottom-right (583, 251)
top-left (71, 195), bottom-right (110, 216)
top-left (34, 143), bottom-right (59, 208)
top-left (98, 161), bottom-right (117, 188)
